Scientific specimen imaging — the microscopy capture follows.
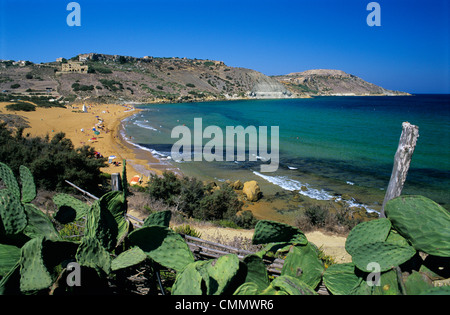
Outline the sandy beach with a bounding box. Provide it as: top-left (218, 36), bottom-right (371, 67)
top-left (0, 101), bottom-right (167, 182)
top-left (0, 101), bottom-right (351, 262)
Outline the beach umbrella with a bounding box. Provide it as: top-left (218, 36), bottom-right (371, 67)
top-left (94, 131), bottom-right (100, 135)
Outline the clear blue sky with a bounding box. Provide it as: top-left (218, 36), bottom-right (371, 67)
top-left (0, 0), bottom-right (449, 93)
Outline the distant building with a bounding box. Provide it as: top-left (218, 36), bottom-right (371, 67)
top-left (61, 61), bottom-right (88, 73)
top-left (56, 57), bottom-right (64, 62)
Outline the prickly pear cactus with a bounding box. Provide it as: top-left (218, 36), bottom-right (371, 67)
top-left (53, 193), bottom-right (90, 224)
top-left (0, 162), bottom-right (20, 199)
top-left (0, 189), bottom-right (27, 235)
top-left (198, 254), bottom-right (242, 295)
top-left (243, 254), bottom-right (269, 291)
top-left (19, 237), bottom-right (53, 292)
top-left (351, 241), bottom-right (416, 273)
top-left (19, 165), bottom-right (36, 204)
top-left (323, 263), bottom-right (360, 295)
top-left (111, 247), bottom-right (147, 272)
top-left (385, 195), bottom-right (450, 257)
top-left (252, 220), bottom-right (307, 245)
top-left (143, 210), bottom-right (172, 227)
top-left (261, 275), bottom-right (317, 295)
top-left (233, 282), bottom-right (260, 295)
top-left (76, 236), bottom-right (111, 275)
top-left (281, 243), bottom-right (324, 289)
top-left (23, 203), bottom-right (60, 241)
top-left (128, 225), bottom-right (194, 272)
top-left (345, 218), bottom-right (391, 256)
top-left (172, 260), bottom-right (208, 295)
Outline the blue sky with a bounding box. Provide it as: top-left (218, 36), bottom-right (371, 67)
top-left (0, 0), bottom-right (449, 93)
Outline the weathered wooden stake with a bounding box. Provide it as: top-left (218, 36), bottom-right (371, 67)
top-left (111, 173), bottom-right (122, 191)
top-left (380, 122), bottom-right (419, 218)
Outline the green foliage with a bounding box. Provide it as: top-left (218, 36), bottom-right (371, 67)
top-left (1, 161), bottom-right (447, 295)
top-left (252, 220), bottom-right (307, 245)
top-left (5, 103), bottom-right (36, 112)
top-left (0, 123), bottom-right (106, 193)
top-left (147, 172), bottom-right (247, 225)
top-left (128, 225), bottom-right (195, 273)
top-left (385, 195), bottom-right (450, 257)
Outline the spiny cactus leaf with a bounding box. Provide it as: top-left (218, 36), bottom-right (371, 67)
top-left (128, 225), bottom-right (194, 272)
top-left (111, 247), bottom-right (147, 271)
top-left (420, 285), bottom-right (450, 295)
top-left (404, 271), bottom-right (433, 295)
top-left (143, 210), bottom-right (172, 227)
top-left (385, 195), bottom-right (450, 257)
top-left (23, 203), bottom-right (60, 241)
top-left (76, 236), bottom-right (111, 275)
top-left (0, 243), bottom-right (21, 278)
top-left (0, 162), bottom-right (20, 199)
top-left (371, 269), bottom-right (401, 295)
top-left (345, 218), bottom-right (391, 256)
top-left (53, 193), bottom-right (90, 224)
top-left (351, 241), bottom-right (416, 273)
top-left (172, 260), bottom-right (208, 295)
top-left (243, 254), bottom-right (269, 291)
top-left (19, 165), bottom-right (36, 203)
top-left (261, 275), bottom-right (317, 295)
top-left (281, 243), bottom-right (324, 289)
top-left (197, 254), bottom-right (242, 295)
top-left (0, 189), bottom-right (27, 235)
top-left (0, 262), bottom-right (21, 295)
top-left (99, 190), bottom-right (128, 247)
top-left (85, 194), bottom-right (118, 252)
top-left (323, 263), bottom-right (360, 295)
top-left (252, 220), bottom-right (307, 245)
top-left (19, 237), bottom-right (53, 292)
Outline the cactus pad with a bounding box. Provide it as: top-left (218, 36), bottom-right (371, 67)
top-left (323, 263), bottom-right (360, 295)
top-left (111, 247), bottom-right (147, 271)
top-left (128, 226), bottom-right (194, 272)
top-left (385, 195), bottom-right (450, 257)
top-left (345, 218), bottom-right (391, 256)
top-left (281, 244), bottom-right (324, 289)
top-left (351, 241), bottom-right (416, 273)
top-left (0, 189), bottom-right (27, 235)
top-left (252, 220), bottom-right (307, 245)
top-left (143, 210), bottom-right (172, 227)
top-left (19, 165), bottom-right (36, 204)
top-left (19, 237), bottom-right (53, 292)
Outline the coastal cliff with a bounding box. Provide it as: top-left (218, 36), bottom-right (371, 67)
top-left (0, 54), bottom-right (408, 105)
top-left (273, 69), bottom-right (410, 96)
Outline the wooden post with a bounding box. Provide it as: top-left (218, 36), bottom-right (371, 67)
top-left (380, 122), bottom-right (419, 218)
top-left (111, 173), bottom-right (122, 191)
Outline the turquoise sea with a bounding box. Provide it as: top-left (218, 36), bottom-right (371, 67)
top-left (121, 95), bottom-right (450, 213)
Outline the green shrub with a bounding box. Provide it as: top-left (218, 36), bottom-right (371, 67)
top-left (196, 184), bottom-right (243, 221)
top-left (186, 83), bottom-right (195, 88)
top-left (10, 83), bottom-right (20, 89)
top-left (0, 123), bottom-right (106, 193)
top-left (147, 172), bottom-right (245, 225)
top-left (5, 103), bottom-right (36, 112)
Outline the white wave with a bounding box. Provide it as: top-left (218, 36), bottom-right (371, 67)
top-left (252, 171), bottom-right (378, 213)
top-left (346, 181), bottom-right (355, 185)
top-left (252, 171), bottom-right (333, 201)
top-left (134, 120), bottom-right (158, 131)
top-left (288, 166), bottom-right (298, 170)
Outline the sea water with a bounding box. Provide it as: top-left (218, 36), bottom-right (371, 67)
top-left (122, 95), bottom-right (450, 212)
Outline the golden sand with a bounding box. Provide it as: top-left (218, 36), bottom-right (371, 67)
top-left (0, 101), bottom-right (350, 261)
top-left (0, 101), bottom-right (164, 182)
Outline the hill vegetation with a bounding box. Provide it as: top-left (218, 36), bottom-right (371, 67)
top-left (0, 54), bottom-right (408, 106)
